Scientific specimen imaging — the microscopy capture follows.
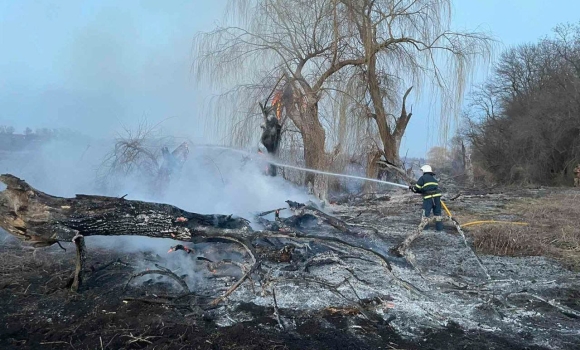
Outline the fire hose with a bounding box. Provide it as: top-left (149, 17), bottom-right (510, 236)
top-left (440, 199), bottom-right (491, 279)
top-left (440, 200), bottom-right (529, 280)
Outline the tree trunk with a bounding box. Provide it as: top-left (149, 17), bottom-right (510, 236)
top-left (357, 8), bottom-right (413, 183)
top-left (465, 152), bottom-right (475, 187)
top-left (365, 43), bottom-right (406, 174)
top-left (364, 150), bottom-right (382, 194)
top-left (381, 137), bottom-right (400, 168)
top-left (293, 98), bottom-right (328, 201)
top-left (303, 129), bottom-right (327, 200)
top-left (0, 174), bottom-right (252, 248)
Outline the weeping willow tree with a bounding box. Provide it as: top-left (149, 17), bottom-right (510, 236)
top-left (193, 0), bottom-right (493, 198)
top-left (333, 0), bottom-right (493, 184)
top-left (194, 0), bottom-right (360, 199)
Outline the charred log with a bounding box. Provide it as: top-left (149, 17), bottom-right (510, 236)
top-left (0, 174), bottom-right (252, 247)
top-left (0, 174), bottom-right (422, 303)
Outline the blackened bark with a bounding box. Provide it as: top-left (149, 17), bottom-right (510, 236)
top-left (70, 234), bottom-right (86, 292)
top-left (0, 174), bottom-right (252, 247)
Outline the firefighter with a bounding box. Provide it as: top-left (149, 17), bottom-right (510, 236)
top-left (409, 165), bottom-right (443, 231)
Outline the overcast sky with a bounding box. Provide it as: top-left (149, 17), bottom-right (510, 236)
top-left (1, 0), bottom-right (580, 157)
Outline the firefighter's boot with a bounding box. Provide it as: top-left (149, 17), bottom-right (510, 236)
top-left (435, 216), bottom-right (443, 231)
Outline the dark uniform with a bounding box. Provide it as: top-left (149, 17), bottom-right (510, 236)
top-left (411, 172), bottom-right (443, 231)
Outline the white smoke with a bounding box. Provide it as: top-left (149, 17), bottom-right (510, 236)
top-left (0, 134), bottom-right (314, 246)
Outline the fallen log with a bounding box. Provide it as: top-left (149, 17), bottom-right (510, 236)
top-left (0, 174), bottom-right (415, 303)
top-left (0, 174), bottom-right (252, 247)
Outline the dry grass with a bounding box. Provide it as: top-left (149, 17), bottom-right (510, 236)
top-left (468, 192), bottom-right (580, 270)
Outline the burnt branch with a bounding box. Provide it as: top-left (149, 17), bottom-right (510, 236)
top-left (253, 230), bottom-right (425, 297)
top-left (286, 200), bottom-right (377, 235)
top-left (256, 208), bottom-right (287, 217)
top-left (270, 276), bottom-right (386, 325)
top-left (204, 259), bottom-right (248, 273)
top-left (272, 287), bottom-right (285, 330)
top-left (125, 269), bottom-right (190, 293)
top-left (507, 292), bottom-right (580, 319)
top-left (210, 261), bottom-right (262, 306)
top-left (122, 297), bottom-right (191, 308)
top-left (69, 234), bottom-right (86, 292)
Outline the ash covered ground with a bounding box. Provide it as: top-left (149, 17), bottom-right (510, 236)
top-left (0, 188), bottom-right (579, 350)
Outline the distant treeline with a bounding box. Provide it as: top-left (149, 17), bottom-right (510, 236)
top-left (0, 126), bottom-right (77, 152)
top-left (464, 23), bottom-right (580, 186)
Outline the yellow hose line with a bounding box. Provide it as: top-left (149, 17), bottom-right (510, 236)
top-left (441, 200), bottom-right (527, 228)
top-left (461, 220), bottom-right (528, 228)
top-left (440, 200), bottom-right (453, 217)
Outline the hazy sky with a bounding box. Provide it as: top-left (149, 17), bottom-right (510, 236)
top-left (0, 0), bottom-right (224, 142)
top-left (1, 0), bottom-right (580, 157)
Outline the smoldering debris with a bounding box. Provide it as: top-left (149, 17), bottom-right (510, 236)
top-left (1, 173), bottom-right (579, 349)
top-left (0, 137), bottom-right (579, 348)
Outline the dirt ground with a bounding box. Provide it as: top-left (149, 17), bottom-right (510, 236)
top-left (1, 187), bottom-right (579, 350)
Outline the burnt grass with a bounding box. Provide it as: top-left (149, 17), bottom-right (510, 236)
top-left (0, 243), bottom-right (488, 350)
top-left (1, 187), bottom-right (579, 349)
top-left (0, 243), bottom-right (505, 350)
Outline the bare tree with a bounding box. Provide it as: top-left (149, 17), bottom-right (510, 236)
top-left (193, 0), bottom-right (492, 197)
top-left (99, 121), bottom-right (189, 197)
top-left (334, 0), bottom-right (492, 182)
top-left (194, 0), bottom-right (359, 199)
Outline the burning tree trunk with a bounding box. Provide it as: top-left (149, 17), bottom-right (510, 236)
top-left (259, 102), bottom-right (282, 177)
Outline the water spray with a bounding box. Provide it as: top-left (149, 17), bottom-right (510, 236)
top-left (268, 161), bottom-right (410, 189)
top-left (189, 144), bottom-right (528, 235)
top-left (190, 144), bottom-right (410, 189)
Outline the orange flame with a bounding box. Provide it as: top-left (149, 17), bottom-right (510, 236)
top-left (272, 90), bottom-right (283, 120)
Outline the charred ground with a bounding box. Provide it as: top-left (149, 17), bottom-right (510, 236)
top-left (1, 187), bottom-right (579, 350)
